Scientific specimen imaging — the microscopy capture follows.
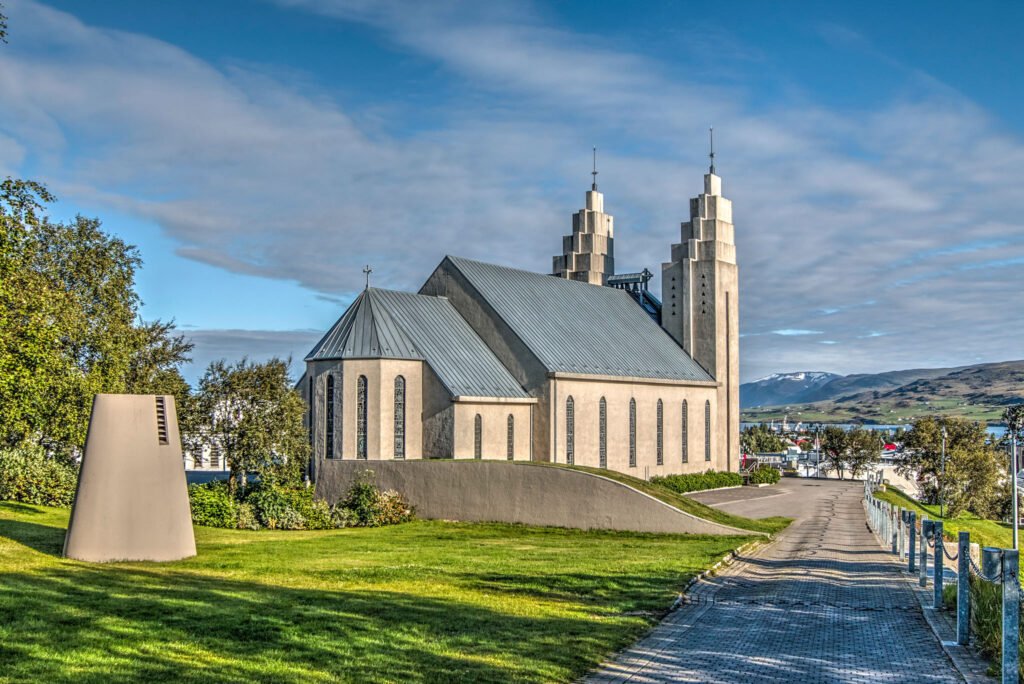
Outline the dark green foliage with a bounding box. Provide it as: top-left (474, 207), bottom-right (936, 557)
top-left (820, 426), bottom-right (880, 480)
top-left (340, 472), bottom-right (415, 527)
top-left (740, 424), bottom-right (788, 454)
top-left (748, 467), bottom-right (781, 485)
top-left (651, 470), bottom-right (743, 494)
top-left (187, 481), bottom-right (238, 528)
top-left (0, 445), bottom-right (78, 507)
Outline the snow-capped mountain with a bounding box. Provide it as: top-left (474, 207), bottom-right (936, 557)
top-left (741, 371), bottom-right (842, 408)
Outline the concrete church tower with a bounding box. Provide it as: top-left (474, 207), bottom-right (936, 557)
top-left (661, 132), bottom-right (740, 469)
top-left (552, 149), bottom-right (614, 285)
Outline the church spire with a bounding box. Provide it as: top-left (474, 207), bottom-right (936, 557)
top-left (708, 127), bottom-right (716, 175)
top-left (552, 149), bottom-right (615, 285)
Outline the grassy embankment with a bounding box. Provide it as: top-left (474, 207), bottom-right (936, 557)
top-left (0, 498), bottom-right (786, 683)
top-left (873, 486), bottom-right (1013, 549)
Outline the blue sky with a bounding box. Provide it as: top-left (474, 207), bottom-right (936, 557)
top-left (2, 0), bottom-right (1022, 383)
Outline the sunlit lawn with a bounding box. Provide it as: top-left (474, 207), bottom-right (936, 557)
top-left (0, 502), bottom-right (762, 683)
top-left (874, 486), bottom-right (1013, 549)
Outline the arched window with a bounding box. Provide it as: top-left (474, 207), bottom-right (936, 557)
top-left (656, 399), bottom-right (664, 466)
top-left (357, 375), bottom-right (368, 459)
top-left (629, 398), bottom-right (637, 468)
top-left (705, 400), bottom-right (712, 462)
top-left (394, 376), bottom-right (406, 459)
top-left (566, 396), bottom-right (575, 465)
top-left (681, 400), bottom-right (689, 463)
top-left (474, 414), bottom-right (483, 459)
top-left (325, 374), bottom-right (335, 459)
top-left (507, 414), bottom-right (514, 460)
top-left (308, 376), bottom-right (314, 444)
top-left (599, 397), bottom-right (607, 468)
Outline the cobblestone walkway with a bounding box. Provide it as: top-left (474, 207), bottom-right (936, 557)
top-left (588, 481), bottom-right (964, 683)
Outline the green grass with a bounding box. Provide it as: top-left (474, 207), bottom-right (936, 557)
top-left (873, 486), bottom-right (1013, 549)
top-left (0, 501), bottom-right (763, 683)
top-left (522, 463), bottom-right (791, 536)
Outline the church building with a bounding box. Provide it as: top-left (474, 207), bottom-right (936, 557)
top-left (301, 157), bottom-right (739, 478)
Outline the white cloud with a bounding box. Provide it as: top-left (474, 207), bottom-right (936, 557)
top-left (1, 0), bottom-right (1022, 382)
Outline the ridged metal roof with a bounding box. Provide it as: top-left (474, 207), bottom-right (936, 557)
top-left (306, 288), bottom-right (422, 361)
top-left (306, 287), bottom-right (528, 398)
top-left (445, 256), bottom-right (715, 383)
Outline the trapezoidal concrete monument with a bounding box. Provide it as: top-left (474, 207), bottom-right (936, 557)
top-left (63, 394), bottom-right (196, 562)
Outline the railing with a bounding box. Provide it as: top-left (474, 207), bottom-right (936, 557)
top-left (863, 481), bottom-right (1021, 683)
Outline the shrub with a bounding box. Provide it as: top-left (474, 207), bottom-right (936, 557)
top-left (236, 502), bottom-right (260, 530)
top-left (245, 481), bottom-right (295, 530)
top-left (749, 467), bottom-right (781, 485)
top-left (277, 507), bottom-right (307, 530)
top-left (651, 470), bottom-right (743, 494)
top-left (341, 471), bottom-right (415, 527)
top-left (0, 445), bottom-right (79, 507)
top-left (330, 504), bottom-right (359, 528)
top-left (188, 481), bottom-right (238, 528)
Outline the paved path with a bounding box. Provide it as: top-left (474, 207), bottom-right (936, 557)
top-left (588, 479), bottom-right (964, 683)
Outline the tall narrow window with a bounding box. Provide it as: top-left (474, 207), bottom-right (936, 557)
top-left (394, 376), bottom-right (406, 459)
top-left (681, 400), bottom-right (689, 463)
top-left (705, 400), bottom-right (712, 462)
top-left (565, 396), bottom-right (575, 465)
top-left (507, 414), bottom-right (514, 460)
top-left (308, 376), bottom-right (313, 442)
top-left (474, 414), bottom-right (483, 459)
top-left (599, 397), bottom-right (607, 468)
top-left (656, 399), bottom-right (663, 466)
top-left (357, 375), bottom-right (368, 459)
top-left (325, 374), bottom-right (335, 459)
top-left (628, 398), bottom-right (637, 468)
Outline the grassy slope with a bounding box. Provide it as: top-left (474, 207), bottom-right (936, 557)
top-left (873, 487), bottom-right (1012, 549)
top-left (0, 502), bottom-right (760, 684)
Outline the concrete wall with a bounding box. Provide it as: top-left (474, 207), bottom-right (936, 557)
top-left (315, 459), bottom-right (757, 536)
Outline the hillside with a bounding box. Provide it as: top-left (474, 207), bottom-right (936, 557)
top-left (741, 360), bottom-right (1024, 424)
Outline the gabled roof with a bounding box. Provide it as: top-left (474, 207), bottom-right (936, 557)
top-left (306, 288), bottom-right (421, 361)
top-left (306, 288), bottom-right (528, 399)
top-left (443, 256), bottom-right (715, 383)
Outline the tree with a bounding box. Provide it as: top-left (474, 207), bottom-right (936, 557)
top-left (193, 358), bottom-right (310, 492)
top-left (898, 416), bottom-right (986, 503)
top-left (1, 2), bottom-right (8, 44)
top-left (844, 428), bottom-right (881, 480)
top-left (741, 424), bottom-right (787, 454)
top-left (0, 179), bottom-right (193, 452)
top-left (820, 426), bottom-right (848, 479)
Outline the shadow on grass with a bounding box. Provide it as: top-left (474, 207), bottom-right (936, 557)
top-left (0, 563), bottom-right (651, 683)
top-left (0, 517), bottom-right (66, 556)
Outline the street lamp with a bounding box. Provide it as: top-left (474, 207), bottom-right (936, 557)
top-left (940, 425), bottom-right (946, 519)
top-left (1013, 430), bottom-right (1019, 550)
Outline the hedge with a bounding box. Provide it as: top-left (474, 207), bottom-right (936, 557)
top-left (651, 470), bottom-right (743, 494)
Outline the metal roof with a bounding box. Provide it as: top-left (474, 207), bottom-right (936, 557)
top-left (444, 256), bottom-right (715, 383)
top-left (307, 287), bottom-right (528, 398)
top-left (306, 288), bottom-right (422, 361)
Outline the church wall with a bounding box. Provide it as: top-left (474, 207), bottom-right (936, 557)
top-left (547, 376), bottom-right (727, 477)
top-left (338, 358), bottom-right (424, 460)
top-left (452, 401), bottom-right (534, 460)
top-left (422, 364), bottom-right (455, 457)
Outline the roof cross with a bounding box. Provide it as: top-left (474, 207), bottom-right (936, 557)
top-left (363, 264), bottom-right (372, 290)
top-left (591, 146), bottom-right (598, 191)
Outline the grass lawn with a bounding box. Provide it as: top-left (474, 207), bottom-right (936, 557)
top-left (873, 486), bottom-right (1013, 549)
top-left (0, 502), bottom-right (771, 683)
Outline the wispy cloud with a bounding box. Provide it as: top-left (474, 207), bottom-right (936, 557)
top-left (0, 0), bottom-right (1022, 382)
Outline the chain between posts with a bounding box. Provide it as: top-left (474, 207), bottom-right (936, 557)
top-left (969, 554), bottom-right (1002, 583)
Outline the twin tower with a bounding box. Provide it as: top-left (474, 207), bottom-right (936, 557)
top-left (553, 153), bottom-right (739, 455)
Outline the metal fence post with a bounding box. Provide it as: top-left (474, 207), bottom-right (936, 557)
top-left (957, 531), bottom-right (969, 645)
top-left (908, 511), bottom-right (917, 573)
top-left (1002, 548), bottom-right (1019, 684)
top-left (892, 506), bottom-right (899, 554)
top-left (983, 547), bottom-right (1002, 580)
top-left (921, 518), bottom-right (931, 587)
top-left (934, 521), bottom-right (945, 609)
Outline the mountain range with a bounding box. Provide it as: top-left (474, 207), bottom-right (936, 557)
top-left (740, 360), bottom-right (1024, 424)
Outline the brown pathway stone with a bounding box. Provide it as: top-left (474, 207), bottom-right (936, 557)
top-left (587, 480), bottom-right (965, 683)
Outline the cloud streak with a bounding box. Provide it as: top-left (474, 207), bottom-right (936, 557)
top-left (0, 0), bottom-right (1022, 382)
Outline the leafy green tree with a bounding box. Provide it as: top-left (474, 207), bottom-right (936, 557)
top-left (898, 416), bottom-right (1004, 516)
top-left (820, 426), bottom-right (848, 479)
top-left (193, 358), bottom-right (310, 492)
top-left (741, 424), bottom-right (787, 454)
top-left (0, 179), bottom-right (194, 452)
top-left (1, 2), bottom-right (8, 44)
top-left (844, 428), bottom-right (881, 480)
